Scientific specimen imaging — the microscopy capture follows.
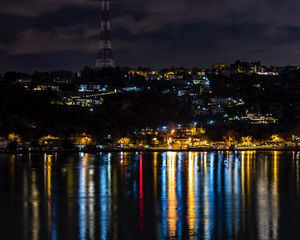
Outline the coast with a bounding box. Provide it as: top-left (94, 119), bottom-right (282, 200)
top-left (1, 146), bottom-right (299, 154)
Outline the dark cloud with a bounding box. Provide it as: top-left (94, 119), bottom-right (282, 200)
top-left (0, 0), bottom-right (299, 71)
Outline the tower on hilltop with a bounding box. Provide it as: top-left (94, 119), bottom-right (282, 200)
top-left (95, 0), bottom-right (115, 69)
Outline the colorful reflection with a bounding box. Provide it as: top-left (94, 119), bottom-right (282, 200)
top-left (100, 153), bottom-right (112, 240)
top-left (44, 154), bottom-right (57, 240)
top-left (161, 152), bottom-right (168, 238)
top-left (187, 152), bottom-right (195, 236)
top-left (78, 153), bottom-right (88, 239)
top-left (294, 151), bottom-right (300, 194)
top-left (1, 151), bottom-right (298, 239)
top-left (176, 152), bottom-right (184, 239)
top-left (157, 151), bottom-right (283, 239)
top-left (203, 152), bottom-right (215, 240)
top-left (167, 152), bottom-right (177, 237)
top-left (257, 151), bottom-right (279, 240)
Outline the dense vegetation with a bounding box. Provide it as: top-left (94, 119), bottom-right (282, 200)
top-left (0, 66), bottom-right (299, 141)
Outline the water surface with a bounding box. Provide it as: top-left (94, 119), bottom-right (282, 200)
top-left (0, 151), bottom-right (299, 239)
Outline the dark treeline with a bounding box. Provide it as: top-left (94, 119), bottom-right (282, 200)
top-left (0, 65), bottom-right (300, 141)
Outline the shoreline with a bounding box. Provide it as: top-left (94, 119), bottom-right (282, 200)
top-left (0, 147), bottom-right (299, 154)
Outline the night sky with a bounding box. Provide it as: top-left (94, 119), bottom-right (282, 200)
top-left (0, 0), bottom-right (300, 71)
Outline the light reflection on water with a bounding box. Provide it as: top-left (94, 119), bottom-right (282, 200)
top-left (0, 151), bottom-right (299, 239)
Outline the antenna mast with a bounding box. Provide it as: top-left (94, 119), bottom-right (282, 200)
top-left (95, 0), bottom-right (115, 69)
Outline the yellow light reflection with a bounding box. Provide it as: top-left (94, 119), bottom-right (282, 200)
top-left (273, 151), bottom-right (278, 187)
top-left (167, 152), bottom-right (177, 237)
top-left (257, 151), bottom-right (279, 240)
top-left (120, 151), bottom-right (129, 165)
top-left (241, 151), bottom-right (245, 198)
top-left (272, 151), bottom-right (279, 240)
top-left (44, 154), bottom-right (53, 198)
top-left (203, 152), bottom-right (208, 174)
top-left (31, 170), bottom-right (39, 240)
top-left (153, 152), bottom-right (158, 200)
top-left (246, 151), bottom-right (255, 199)
top-left (187, 152), bottom-right (195, 235)
top-left (44, 154), bottom-right (53, 239)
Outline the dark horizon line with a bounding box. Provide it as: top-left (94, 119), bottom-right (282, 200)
top-left (1, 61), bottom-right (300, 74)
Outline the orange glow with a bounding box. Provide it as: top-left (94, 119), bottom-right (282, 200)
top-left (74, 134), bottom-right (93, 146)
top-left (153, 152), bottom-right (158, 199)
top-left (187, 152), bottom-right (195, 232)
top-left (7, 133), bottom-right (22, 143)
top-left (167, 152), bottom-right (177, 237)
